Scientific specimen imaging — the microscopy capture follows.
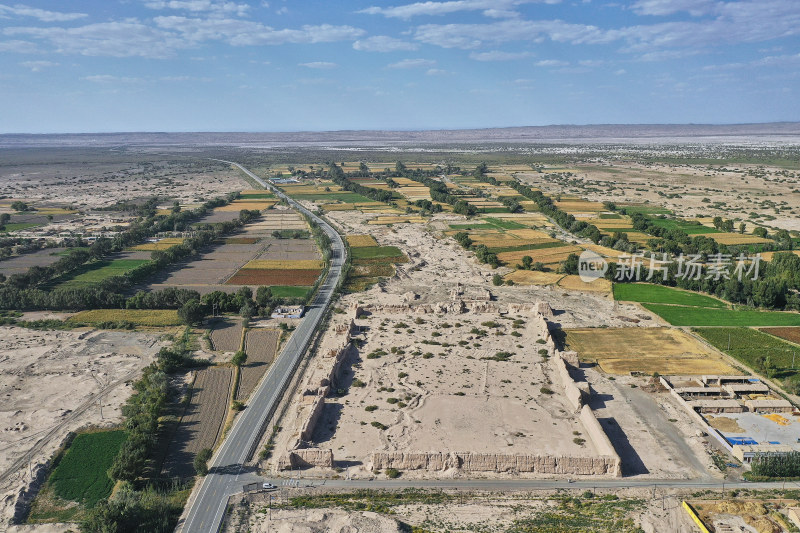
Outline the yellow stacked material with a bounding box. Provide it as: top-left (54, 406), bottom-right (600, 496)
top-left (243, 259), bottom-right (324, 270)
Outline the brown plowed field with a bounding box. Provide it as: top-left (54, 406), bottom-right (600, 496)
top-left (210, 319), bottom-right (243, 352)
top-left (225, 268), bottom-right (320, 286)
top-left (759, 327), bottom-right (800, 345)
top-left (161, 366), bottom-right (232, 478)
top-left (236, 328), bottom-right (280, 401)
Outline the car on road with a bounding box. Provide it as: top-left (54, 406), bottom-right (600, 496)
top-left (263, 482), bottom-right (276, 490)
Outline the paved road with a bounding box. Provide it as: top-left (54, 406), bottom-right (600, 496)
top-left (178, 162), bottom-right (346, 532)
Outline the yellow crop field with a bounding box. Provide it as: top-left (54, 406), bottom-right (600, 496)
top-left (580, 243), bottom-right (629, 259)
top-left (555, 200), bottom-right (605, 212)
top-left (563, 327), bottom-right (736, 375)
top-left (504, 270), bottom-right (564, 285)
top-left (497, 245), bottom-right (581, 263)
top-left (588, 218), bottom-right (634, 229)
top-left (703, 233), bottom-right (772, 245)
top-left (34, 207), bottom-right (79, 215)
top-left (761, 250), bottom-right (800, 261)
top-left (347, 234), bottom-right (379, 247)
top-left (557, 275), bottom-right (612, 293)
top-left (69, 309), bottom-right (182, 327)
top-left (244, 259), bottom-right (324, 270)
top-left (217, 200), bottom-right (276, 212)
top-left (131, 238), bottom-right (185, 251)
top-left (391, 177), bottom-right (418, 185)
top-left (506, 229), bottom-right (552, 240)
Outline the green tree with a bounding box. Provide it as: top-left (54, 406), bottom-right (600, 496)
top-left (10, 201), bottom-right (28, 212)
top-left (232, 350), bottom-right (247, 367)
top-left (178, 299), bottom-right (205, 325)
top-left (738, 222), bottom-right (746, 234)
top-left (194, 448), bottom-right (212, 476)
top-left (492, 273), bottom-right (503, 286)
top-left (561, 253), bottom-right (580, 275)
top-left (519, 256), bottom-right (533, 270)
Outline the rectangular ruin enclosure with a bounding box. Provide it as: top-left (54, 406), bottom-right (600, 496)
top-left (283, 304), bottom-right (619, 477)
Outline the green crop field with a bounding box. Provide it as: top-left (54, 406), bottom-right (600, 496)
top-left (449, 223), bottom-right (496, 230)
top-left (53, 258), bottom-right (150, 289)
top-left (619, 204), bottom-right (672, 215)
top-left (647, 218), bottom-right (719, 234)
top-left (487, 241), bottom-right (566, 253)
top-left (239, 192), bottom-right (275, 199)
top-left (0, 222), bottom-right (43, 232)
top-left (289, 191), bottom-right (375, 203)
top-left (270, 285), bottom-right (311, 298)
top-left (613, 283), bottom-right (727, 308)
top-left (644, 303), bottom-right (800, 326)
top-left (484, 217), bottom-right (528, 229)
top-left (693, 328), bottom-right (800, 385)
top-left (351, 245), bottom-right (407, 261)
top-left (69, 309), bottom-right (181, 326)
top-left (49, 430), bottom-right (126, 507)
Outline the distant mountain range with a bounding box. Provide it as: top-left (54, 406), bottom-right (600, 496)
top-left (2, 122), bottom-right (800, 148)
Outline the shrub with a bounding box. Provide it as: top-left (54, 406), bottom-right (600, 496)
top-left (540, 387), bottom-right (554, 395)
top-left (385, 468), bottom-right (400, 479)
top-left (365, 405), bottom-right (378, 412)
top-left (194, 448), bottom-right (212, 476)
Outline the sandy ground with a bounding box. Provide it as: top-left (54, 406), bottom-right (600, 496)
top-left (0, 327), bottom-right (164, 525)
top-left (0, 157), bottom-right (247, 210)
top-left (325, 209), bottom-right (658, 329)
top-left (313, 308), bottom-right (588, 472)
top-left (224, 488), bottom-right (699, 533)
top-left (515, 161), bottom-right (800, 232)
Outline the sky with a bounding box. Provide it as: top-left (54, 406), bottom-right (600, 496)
top-left (1, 0), bottom-right (800, 133)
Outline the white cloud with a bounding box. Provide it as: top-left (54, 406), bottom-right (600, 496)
top-left (0, 39), bottom-right (37, 53)
top-left (631, 0), bottom-right (715, 17)
top-left (144, 0), bottom-right (250, 17)
top-left (352, 35), bottom-right (419, 52)
top-left (469, 50), bottom-right (531, 61)
top-left (386, 58), bottom-right (437, 68)
top-left (426, 68), bottom-right (450, 75)
top-left (6, 21), bottom-right (188, 58)
top-left (482, 9), bottom-right (520, 18)
top-left (299, 61), bottom-right (337, 69)
top-left (154, 17), bottom-right (365, 46)
top-left (535, 59), bottom-right (568, 66)
top-left (359, 0), bottom-right (555, 19)
top-left (0, 3), bottom-right (86, 22)
top-left (19, 60), bottom-right (57, 71)
top-left (83, 74), bottom-right (143, 83)
top-left (413, 19), bottom-right (616, 49)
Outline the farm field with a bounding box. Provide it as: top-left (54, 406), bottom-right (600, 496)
top-left (69, 309), bottom-right (182, 327)
top-left (759, 326), bottom-right (800, 345)
top-left (51, 254), bottom-right (150, 289)
top-left (130, 237), bottom-right (185, 251)
top-left (147, 207), bottom-right (321, 294)
top-left (346, 234), bottom-right (378, 247)
top-left (161, 366), bottom-right (233, 478)
top-left (226, 268), bottom-right (320, 286)
top-left (643, 303), bottom-right (800, 326)
top-left (613, 283), bottom-right (728, 308)
top-left (0, 247), bottom-right (69, 277)
top-left (28, 430), bottom-right (127, 523)
top-left (209, 319), bottom-right (243, 352)
top-left (562, 327), bottom-right (735, 375)
top-left (237, 328), bottom-right (280, 401)
top-left (345, 244), bottom-right (408, 292)
top-left (693, 327), bottom-right (800, 386)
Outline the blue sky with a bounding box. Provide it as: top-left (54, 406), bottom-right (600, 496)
top-left (1, 0), bottom-right (799, 133)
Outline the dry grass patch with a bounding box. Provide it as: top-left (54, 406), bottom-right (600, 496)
top-left (130, 238), bottom-right (184, 251)
top-left (557, 275), bottom-right (612, 293)
top-left (346, 234), bottom-right (379, 247)
top-left (69, 309), bottom-right (181, 326)
top-left (497, 245), bottom-right (581, 264)
top-left (580, 243), bottom-right (629, 259)
top-left (702, 232), bottom-right (773, 245)
top-left (562, 327), bottom-right (736, 375)
top-left (555, 200), bottom-right (605, 213)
